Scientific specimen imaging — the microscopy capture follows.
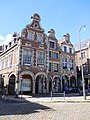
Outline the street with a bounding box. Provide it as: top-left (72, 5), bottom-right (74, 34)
top-left (0, 98), bottom-right (90, 120)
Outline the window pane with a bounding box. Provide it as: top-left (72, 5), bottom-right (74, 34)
top-left (37, 52), bottom-right (45, 65)
top-left (54, 63), bottom-right (58, 72)
top-left (50, 41), bottom-right (54, 48)
top-left (62, 58), bottom-right (67, 68)
top-left (64, 46), bottom-right (67, 52)
top-left (53, 52), bottom-right (58, 59)
top-left (69, 48), bottom-right (72, 53)
top-left (23, 49), bottom-right (32, 65)
top-left (49, 63), bottom-right (51, 71)
top-left (49, 51), bottom-right (51, 58)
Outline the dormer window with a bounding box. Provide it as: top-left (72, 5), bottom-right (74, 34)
top-left (37, 33), bottom-right (43, 42)
top-left (28, 31), bottom-right (34, 41)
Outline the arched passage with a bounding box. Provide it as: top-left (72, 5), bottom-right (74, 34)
top-left (62, 75), bottom-right (69, 91)
top-left (70, 75), bottom-right (76, 88)
top-left (35, 74), bottom-right (47, 94)
top-left (53, 77), bottom-right (61, 92)
top-left (0, 77), bottom-right (4, 93)
top-left (8, 74), bottom-right (16, 95)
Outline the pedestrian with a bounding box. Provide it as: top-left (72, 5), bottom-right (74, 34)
top-left (2, 85), bottom-right (8, 100)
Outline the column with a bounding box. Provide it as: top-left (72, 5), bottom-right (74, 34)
top-left (56, 79), bottom-right (58, 92)
top-left (46, 80), bottom-right (49, 93)
top-left (61, 77), bottom-right (63, 92)
top-left (32, 80), bottom-right (35, 94)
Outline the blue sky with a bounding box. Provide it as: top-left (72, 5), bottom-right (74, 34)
top-left (0, 0), bottom-right (90, 45)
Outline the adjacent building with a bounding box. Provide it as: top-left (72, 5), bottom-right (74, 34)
top-left (48, 29), bottom-right (61, 92)
top-left (74, 38), bottom-right (90, 88)
top-left (59, 33), bottom-right (77, 91)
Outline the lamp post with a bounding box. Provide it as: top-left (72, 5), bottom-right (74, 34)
top-left (79, 25), bottom-right (86, 100)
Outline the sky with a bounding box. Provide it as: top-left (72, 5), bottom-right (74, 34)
top-left (0, 0), bottom-right (90, 45)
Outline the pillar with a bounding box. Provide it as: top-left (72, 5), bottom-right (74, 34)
top-left (46, 80), bottom-right (49, 93)
top-left (61, 77), bottom-right (63, 92)
top-left (32, 80), bottom-right (35, 94)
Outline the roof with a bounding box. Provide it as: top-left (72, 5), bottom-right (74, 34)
top-left (74, 38), bottom-right (90, 51)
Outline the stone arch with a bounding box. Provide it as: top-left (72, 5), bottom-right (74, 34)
top-left (19, 71), bottom-right (34, 80)
top-left (35, 72), bottom-right (47, 94)
top-left (62, 74), bottom-right (69, 91)
top-left (8, 74), bottom-right (16, 95)
top-left (8, 72), bottom-right (17, 78)
top-left (19, 71), bottom-right (34, 94)
top-left (53, 76), bottom-right (61, 92)
top-left (35, 72), bottom-right (47, 80)
top-left (70, 75), bottom-right (76, 88)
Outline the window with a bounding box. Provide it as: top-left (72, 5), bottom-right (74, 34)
top-left (62, 58), bottom-right (67, 69)
top-left (1, 59), bottom-right (4, 69)
top-left (37, 51), bottom-right (45, 65)
top-left (83, 64), bottom-right (87, 73)
top-left (81, 52), bottom-right (85, 59)
top-left (23, 49), bottom-right (32, 65)
top-left (49, 51), bottom-right (51, 58)
top-left (53, 52), bottom-right (58, 59)
top-left (69, 48), bottom-right (72, 54)
top-left (5, 57), bottom-right (8, 68)
top-left (9, 54), bottom-right (12, 67)
top-left (54, 63), bottom-right (58, 72)
top-left (37, 34), bottom-right (43, 42)
top-left (49, 63), bottom-right (51, 71)
top-left (64, 46), bottom-right (67, 52)
top-left (70, 60), bottom-right (73, 69)
top-left (28, 31), bottom-right (34, 40)
top-left (50, 41), bottom-right (54, 48)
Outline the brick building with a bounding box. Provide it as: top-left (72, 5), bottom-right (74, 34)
top-left (59, 33), bottom-right (77, 91)
top-left (0, 13), bottom-right (77, 95)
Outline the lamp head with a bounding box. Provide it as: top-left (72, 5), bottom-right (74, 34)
top-left (83, 25), bottom-right (86, 31)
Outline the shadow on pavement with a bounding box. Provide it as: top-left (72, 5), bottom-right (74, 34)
top-left (0, 96), bottom-right (51, 116)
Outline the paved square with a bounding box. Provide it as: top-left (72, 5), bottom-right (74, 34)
top-left (0, 99), bottom-right (90, 120)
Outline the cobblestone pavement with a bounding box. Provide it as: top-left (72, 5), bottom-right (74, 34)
top-left (0, 99), bottom-right (90, 120)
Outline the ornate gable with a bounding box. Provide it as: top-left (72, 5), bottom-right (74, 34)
top-left (48, 29), bottom-right (57, 42)
top-left (21, 13), bottom-right (47, 43)
top-left (26, 13), bottom-right (44, 32)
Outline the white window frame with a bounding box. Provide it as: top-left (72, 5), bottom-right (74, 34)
top-left (53, 63), bottom-right (58, 72)
top-left (37, 33), bottom-right (43, 42)
top-left (62, 58), bottom-right (67, 68)
top-left (69, 60), bottom-right (73, 69)
top-left (28, 31), bottom-right (34, 41)
top-left (36, 51), bottom-right (45, 66)
top-left (22, 49), bottom-right (32, 65)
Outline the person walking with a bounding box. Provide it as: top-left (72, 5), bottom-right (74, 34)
top-left (2, 85), bottom-right (8, 100)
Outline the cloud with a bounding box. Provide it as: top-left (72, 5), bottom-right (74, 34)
top-left (3, 33), bottom-right (13, 45)
top-left (0, 33), bottom-right (13, 45)
top-left (0, 35), bottom-right (5, 41)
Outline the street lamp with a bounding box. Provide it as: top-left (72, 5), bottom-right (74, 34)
top-left (79, 25), bottom-right (86, 100)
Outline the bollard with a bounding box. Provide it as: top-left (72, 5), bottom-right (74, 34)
top-left (64, 91), bottom-right (65, 100)
top-left (51, 91), bottom-right (52, 102)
